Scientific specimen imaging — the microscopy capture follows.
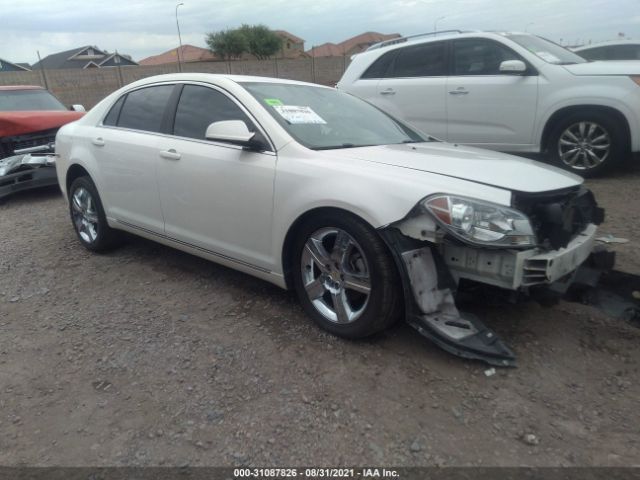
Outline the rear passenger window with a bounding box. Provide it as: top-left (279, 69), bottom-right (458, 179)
top-left (117, 85), bottom-right (174, 132)
top-left (390, 42), bottom-right (447, 77)
top-left (103, 96), bottom-right (125, 126)
top-left (453, 39), bottom-right (524, 75)
top-left (173, 85), bottom-right (253, 140)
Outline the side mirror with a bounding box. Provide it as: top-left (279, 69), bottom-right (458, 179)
top-left (70, 104), bottom-right (86, 112)
top-left (499, 60), bottom-right (527, 74)
top-left (205, 120), bottom-right (256, 146)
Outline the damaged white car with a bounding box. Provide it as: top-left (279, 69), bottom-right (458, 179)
top-left (55, 74), bottom-right (611, 366)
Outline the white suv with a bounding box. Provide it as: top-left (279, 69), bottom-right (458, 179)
top-left (338, 31), bottom-right (640, 176)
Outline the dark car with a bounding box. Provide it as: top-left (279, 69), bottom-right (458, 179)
top-left (0, 85), bottom-right (84, 199)
top-left (573, 41), bottom-right (640, 61)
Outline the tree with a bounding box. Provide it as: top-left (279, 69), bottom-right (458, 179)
top-left (205, 25), bottom-right (283, 60)
top-left (205, 29), bottom-right (248, 60)
top-left (239, 24), bottom-right (283, 60)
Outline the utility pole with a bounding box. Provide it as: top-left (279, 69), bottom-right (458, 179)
top-left (36, 50), bottom-right (49, 90)
top-left (175, 3), bottom-right (184, 72)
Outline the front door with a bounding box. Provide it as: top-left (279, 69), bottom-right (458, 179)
top-left (446, 38), bottom-right (539, 150)
top-left (156, 84), bottom-right (276, 271)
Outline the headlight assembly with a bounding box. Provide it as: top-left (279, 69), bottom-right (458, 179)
top-left (424, 194), bottom-right (536, 247)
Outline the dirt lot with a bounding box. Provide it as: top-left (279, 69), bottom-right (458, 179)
top-left (1, 162), bottom-right (639, 467)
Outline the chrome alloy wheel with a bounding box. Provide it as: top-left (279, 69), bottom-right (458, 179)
top-left (71, 187), bottom-right (99, 243)
top-left (301, 227), bottom-right (372, 324)
top-left (558, 121), bottom-right (611, 170)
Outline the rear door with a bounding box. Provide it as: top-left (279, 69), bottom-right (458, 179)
top-left (373, 41), bottom-right (448, 139)
top-left (96, 84), bottom-right (175, 233)
top-left (446, 38), bottom-right (538, 149)
top-left (155, 83), bottom-right (276, 271)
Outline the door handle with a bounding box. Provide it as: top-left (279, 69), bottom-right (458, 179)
top-left (379, 88), bottom-right (396, 95)
top-left (448, 88), bottom-right (469, 95)
top-left (159, 149), bottom-right (181, 161)
top-left (91, 137), bottom-right (105, 147)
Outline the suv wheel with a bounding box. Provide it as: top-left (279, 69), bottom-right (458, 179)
top-left (548, 112), bottom-right (625, 177)
top-left (69, 176), bottom-right (122, 252)
top-left (292, 212), bottom-right (402, 339)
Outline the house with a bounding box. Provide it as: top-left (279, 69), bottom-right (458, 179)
top-left (0, 58), bottom-right (31, 72)
top-left (32, 46), bottom-right (138, 70)
top-left (273, 30), bottom-right (308, 59)
top-left (307, 32), bottom-right (401, 57)
top-left (139, 45), bottom-right (218, 65)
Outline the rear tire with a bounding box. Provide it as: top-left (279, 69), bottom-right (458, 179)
top-left (547, 111), bottom-right (626, 177)
top-left (68, 176), bottom-right (122, 252)
top-left (292, 211), bottom-right (402, 339)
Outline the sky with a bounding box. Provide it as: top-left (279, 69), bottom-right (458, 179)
top-left (0, 0), bottom-right (638, 65)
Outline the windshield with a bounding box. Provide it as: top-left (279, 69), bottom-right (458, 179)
top-left (241, 82), bottom-right (428, 150)
top-left (506, 34), bottom-right (587, 65)
top-left (0, 89), bottom-right (67, 111)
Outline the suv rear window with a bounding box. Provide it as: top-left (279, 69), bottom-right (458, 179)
top-left (361, 52), bottom-right (395, 79)
top-left (116, 85), bottom-right (174, 133)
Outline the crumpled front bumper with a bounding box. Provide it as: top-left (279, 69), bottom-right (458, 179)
top-left (443, 224), bottom-right (598, 290)
top-left (379, 223), bottom-right (607, 368)
top-left (0, 153), bottom-right (58, 200)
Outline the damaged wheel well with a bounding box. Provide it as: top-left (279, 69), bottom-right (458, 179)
top-left (281, 207), bottom-right (390, 290)
top-left (66, 164), bottom-right (90, 195)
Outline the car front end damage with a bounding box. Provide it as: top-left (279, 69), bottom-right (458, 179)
top-left (0, 144), bottom-right (58, 200)
top-left (0, 105), bottom-right (84, 199)
top-left (379, 186), bottom-right (612, 367)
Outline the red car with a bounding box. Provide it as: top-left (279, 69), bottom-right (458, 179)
top-left (0, 85), bottom-right (84, 199)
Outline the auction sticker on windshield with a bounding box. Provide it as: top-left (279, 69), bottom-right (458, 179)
top-left (264, 98), bottom-right (283, 106)
top-left (535, 51), bottom-right (561, 63)
top-left (273, 105), bottom-right (327, 124)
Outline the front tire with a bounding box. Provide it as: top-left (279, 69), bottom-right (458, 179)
top-left (292, 212), bottom-right (402, 339)
top-left (68, 176), bottom-right (121, 252)
top-left (547, 112), bottom-right (625, 177)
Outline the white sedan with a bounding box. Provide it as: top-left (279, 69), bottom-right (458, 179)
top-left (55, 74), bottom-right (607, 366)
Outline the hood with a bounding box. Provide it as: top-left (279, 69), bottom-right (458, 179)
top-left (328, 142), bottom-right (582, 193)
top-left (563, 60), bottom-right (640, 76)
top-left (0, 111), bottom-right (85, 137)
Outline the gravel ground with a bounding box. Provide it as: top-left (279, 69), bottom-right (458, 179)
top-left (0, 162), bottom-right (639, 467)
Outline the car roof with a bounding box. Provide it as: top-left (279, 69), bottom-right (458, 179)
top-left (365, 30), bottom-right (530, 52)
top-left (573, 40), bottom-right (640, 51)
top-left (0, 85), bottom-right (46, 91)
top-left (130, 73), bottom-right (332, 90)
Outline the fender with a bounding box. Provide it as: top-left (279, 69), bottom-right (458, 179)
top-left (535, 95), bottom-right (639, 151)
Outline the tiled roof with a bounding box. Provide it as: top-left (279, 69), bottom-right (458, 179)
top-left (307, 32), bottom-right (401, 57)
top-left (0, 58), bottom-right (31, 71)
top-left (274, 30), bottom-right (305, 44)
top-left (139, 45), bottom-right (218, 65)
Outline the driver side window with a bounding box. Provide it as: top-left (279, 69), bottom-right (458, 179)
top-left (173, 85), bottom-right (255, 140)
top-left (453, 39), bottom-right (526, 75)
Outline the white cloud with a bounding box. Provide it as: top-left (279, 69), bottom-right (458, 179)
top-left (0, 0), bottom-right (636, 64)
